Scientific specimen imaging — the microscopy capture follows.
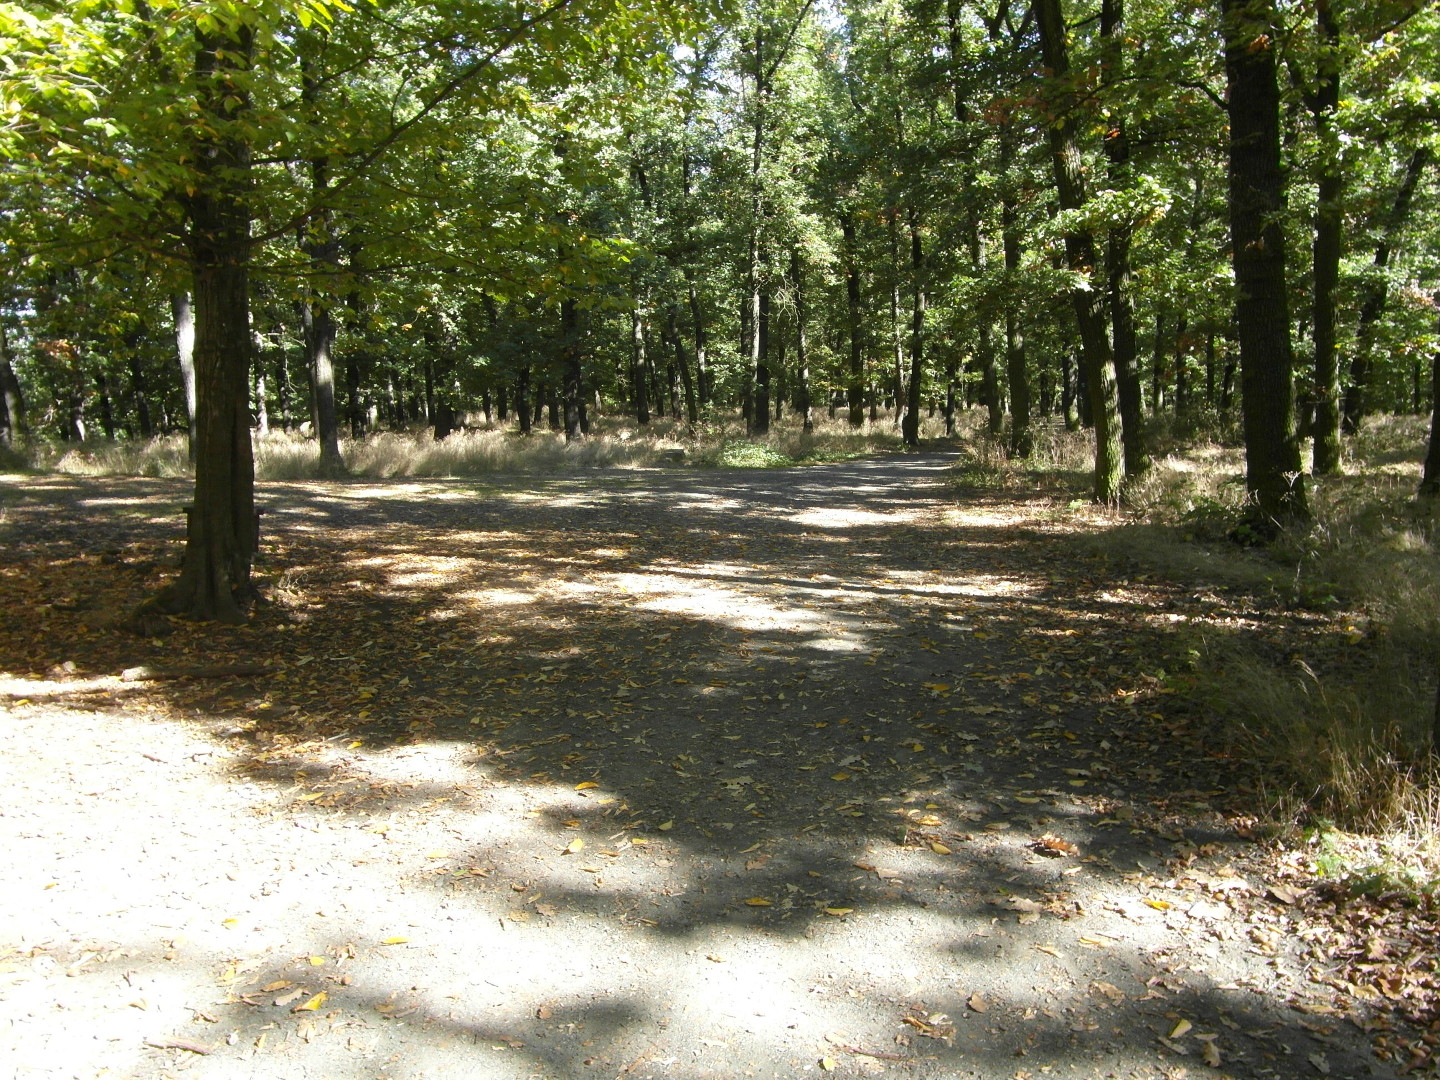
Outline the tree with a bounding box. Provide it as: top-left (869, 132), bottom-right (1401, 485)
top-left (1221, 0), bottom-right (1307, 533)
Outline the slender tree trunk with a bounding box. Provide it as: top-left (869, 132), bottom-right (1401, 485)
top-left (562, 298), bottom-right (583, 441)
top-left (0, 322), bottom-right (25, 447)
top-left (751, 288), bottom-right (771, 436)
top-left (1309, 0), bottom-right (1345, 474)
top-left (1036, 0), bottom-right (1124, 502)
top-left (841, 213), bottom-right (865, 427)
top-left (790, 249), bottom-right (812, 434)
top-left (902, 218), bottom-right (925, 448)
top-left (1223, 0), bottom-right (1308, 530)
top-left (631, 308), bottom-right (650, 425)
top-left (145, 22), bottom-right (256, 624)
top-left (516, 366), bottom-right (532, 435)
top-left (999, 124), bottom-right (1031, 455)
top-left (172, 292), bottom-right (197, 457)
top-left (1420, 297), bottom-right (1440, 499)
top-left (667, 305), bottom-right (698, 427)
top-left (1342, 146), bottom-right (1431, 434)
top-left (685, 274), bottom-right (710, 408)
top-left (1102, 0), bottom-right (1148, 477)
top-left (274, 350), bottom-right (292, 430)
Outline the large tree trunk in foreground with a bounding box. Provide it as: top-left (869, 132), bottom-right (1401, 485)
top-left (145, 23), bottom-right (257, 624)
top-left (1035, 0), bottom-right (1124, 503)
top-left (0, 322), bottom-right (23, 446)
top-left (1223, 0), bottom-right (1308, 532)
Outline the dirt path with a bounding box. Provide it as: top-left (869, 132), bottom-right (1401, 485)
top-left (0, 455), bottom-right (1409, 1079)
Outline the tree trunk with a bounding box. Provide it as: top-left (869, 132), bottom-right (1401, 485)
top-left (172, 292), bottom-right (197, 458)
top-left (1036, 0), bottom-right (1124, 503)
top-left (1420, 297), bottom-right (1440, 499)
top-left (562, 297), bottom-right (584, 441)
top-left (751, 287), bottom-right (771, 436)
top-left (685, 273), bottom-right (710, 407)
top-left (1223, 0), bottom-right (1308, 531)
top-left (1308, 0), bottom-right (1345, 475)
top-left (841, 213), bottom-right (865, 427)
top-left (902, 218), bottom-right (925, 448)
top-left (1342, 146), bottom-right (1431, 434)
top-left (630, 308), bottom-right (649, 425)
top-left (1101, 0), bottom-right (1148, 478)
top-left (790, 249), bottom-right (812, 434)
top-left (145, 21), bottom-right (257, 624)
top-left (0, 322), bottom-right (25, 446)
top-left (667, 305), bottom-right (698, 427)
top-left (516, 366), bottom-right (532, 435)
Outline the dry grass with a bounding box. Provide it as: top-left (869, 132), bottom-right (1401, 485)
top-left (15, 409), bottom-right (936, 482)
top-left (948, 411), bottom-right (1440, 886)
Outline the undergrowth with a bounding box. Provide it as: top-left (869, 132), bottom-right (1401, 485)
top-left (955, 410), bottom-right (1440, 890)
top-left (13, 410), bottom-right (933, 481)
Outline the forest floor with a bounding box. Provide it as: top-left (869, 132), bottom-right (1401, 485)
top-left (0, 449), bottom-right (1436, 1080)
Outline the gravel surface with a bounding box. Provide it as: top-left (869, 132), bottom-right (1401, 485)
top-left (0, 454), bottom-right (1408, 1080)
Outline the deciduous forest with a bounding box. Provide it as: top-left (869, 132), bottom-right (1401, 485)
top-left (2, 1), bottom-right (1439, 1077)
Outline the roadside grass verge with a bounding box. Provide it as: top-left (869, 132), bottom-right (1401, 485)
top-left (954, 410), bottom-right (1440, 891)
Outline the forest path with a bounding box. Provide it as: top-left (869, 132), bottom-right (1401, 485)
top-left (0, 454), bottom-right (1404, 1080)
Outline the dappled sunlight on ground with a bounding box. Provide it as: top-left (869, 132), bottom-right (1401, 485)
top-left (0, 452), bottom-right (1417, 1080)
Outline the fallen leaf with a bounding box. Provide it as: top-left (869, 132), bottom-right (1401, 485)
top-left (1202, 1039), bottom-right (1222, 1067)
top-left (380, 936), bottom-right (409, 946)
top-left (564, 839), bottom-right (585, 854)
top-left (930, 841), bottom-right (952, 855)
top-left (823, 907), bottom-right (853, 916)
top-left (744, 897), bottom-right (773, 906)
top-left (575, 781), bottom-right (599, 790)
top-left (1091, 981), bottom-right (1125, 1005)
top-left (1169, 1019), bottom-right (1193, 1039)
top-left (1267, 884), bottom-right (1307, 906)
top-left (1144, 898), bottom-right (1172, 911)
top-left (260, 980), bottom-right (293, 993)
top-left (820, 1057), bottom-right (838, 1071)
top-left (293, 992), bottom-right (326, 1013)
top-left (967, 992), bottom-right (987, 1013)
top-left (1031, 834), bottom-right (1079, 857)
top-left (657, 821), bottom-right (673, 831)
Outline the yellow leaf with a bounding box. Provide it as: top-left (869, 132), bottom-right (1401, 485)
top-left (914, 813), bottom-right (942, 826)
top-left (293, 992), bottom-right (326, 1013)
top-left (1144, 898), bottom-right (1172, 910)
top-left (575, 781), bottom-right (599, 790)
top-left (1169, 1019), bottom-right (1193, 1040)
top-left (426, 850), bottom-right (449, 859)
top-left (629, 836), bottom-right (647, 845)
top-left (930, 842), bottom-right (952, 855)
top-left (307, 956), bottom-right (326, 966)
top-left (820, 1057), bottom-right (839, 1071)
top-left (564, 839), bottom-right (585, 854)
top-left (831, 772), bottom-right (850, 781)
top-left (221, 918), bottom-right (239, 928)
top-left (1015, 796), bottom-right (1041, 804)
top-left (380, 936), bottom-right (409, 945)
top-left (260, 980), bottom-right (293, 992)
top-left (1202, 1039), bottom-right (1222, 1067)
top-left (922, 683), bottom-right (950, 692)
top-left (744, 897), bottom-right (773, 906)
top-left (823, 907), bottom-right (853, 916)
top-left (657, 820), bottom-right (673, 831)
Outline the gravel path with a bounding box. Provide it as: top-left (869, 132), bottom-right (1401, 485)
top-left (0, 455), bottom-right (1403, 1080)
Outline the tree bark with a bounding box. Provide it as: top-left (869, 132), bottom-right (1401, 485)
top-left (0, 321), bottom-right (24, 446)
top-left (562, 297), bottom-right (584, 440)
top-left (630, 308), bottom-right (649, 425)
top-left (1420, 296), bottom-right (1440, 499)
top-left (1102, 0), bottom-right (1148, 477)
top-left (790, 249), bottom-right (812, 434)
top-left (1308, 0), bottom-right (1344, 475)
top-left (172, 291), bottom-right (197, 458)
top-left (1035, 0), bottom-right (1124, 502)
top-left (902, 217), bottom-right (925, 448)
top-left (1223, 0), bottom-right (1308, 531)
top-left (840, 213), bottom-right (865, 427)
